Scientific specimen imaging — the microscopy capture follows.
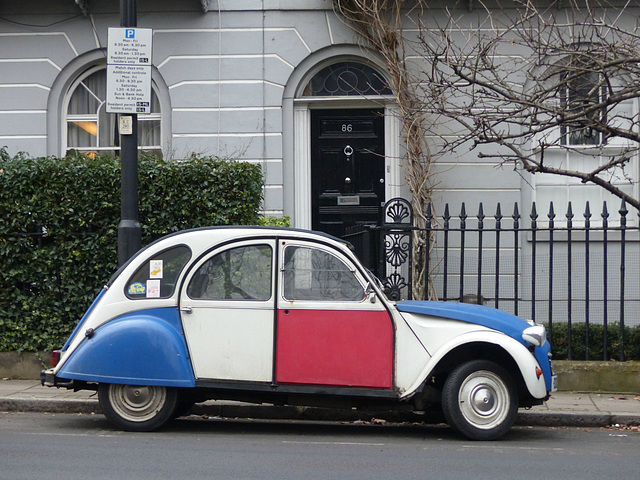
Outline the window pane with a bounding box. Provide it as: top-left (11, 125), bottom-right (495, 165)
top-left (561, 71), bottom-right (604, 146)
top-left (150, 90), bottom-right (160, 113)
top-left (127, 246), bottom-right (192, 299)
top-left (98, 106), bottom-right (118, 148)
top-left (188, 245), bottom-right (272, 301)
top-left (139, 119), bottom-right (161, 147)
top-left (67, 121), bottom-right (97, 148)
top-left (68, 70), bottom-right (105, 115)
top-left (283, 246), bottom-right (364, 301)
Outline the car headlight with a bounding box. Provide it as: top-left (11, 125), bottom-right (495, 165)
top-left (522, 324), bottom-right (547, 347)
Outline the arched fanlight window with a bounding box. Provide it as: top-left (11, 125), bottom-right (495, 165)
top-left (65, 66), bottom-right (162, 157)
top-left (303, 61), bottom-right (392, 97)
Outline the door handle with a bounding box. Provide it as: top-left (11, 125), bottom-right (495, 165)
top-left (180, 306), bottom-right (193, 314)
top-left (345, 177), bottom-right (352, 184)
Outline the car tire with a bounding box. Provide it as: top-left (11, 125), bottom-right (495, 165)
top-left (442, 360), bottom-right (518, 441)
top-left (98, 383), bottom-right (178, 432)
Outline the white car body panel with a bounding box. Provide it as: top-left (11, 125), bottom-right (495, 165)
top-left (184, 305), bottom-right (274, 381)
top-left (400, 313), bottom-right (547, 399)
top-left (390, 309), bottom-right (431, 394)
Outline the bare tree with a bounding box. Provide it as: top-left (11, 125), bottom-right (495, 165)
top-left (333, 0), bottom-right (438, 299)
top-left (416, 0), bottom-right (640, 211)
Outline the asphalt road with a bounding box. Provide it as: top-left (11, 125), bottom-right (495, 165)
top-left (2, 412), bottom-right (639, 480)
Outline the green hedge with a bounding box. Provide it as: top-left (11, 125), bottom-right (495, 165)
top-left (547, 322), bottom-right (640, 361)
top-left (0, 149), bottom-right (264, 352)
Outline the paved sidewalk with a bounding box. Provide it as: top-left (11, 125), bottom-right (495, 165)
top-left (1, 379), bottom-right (639, 428)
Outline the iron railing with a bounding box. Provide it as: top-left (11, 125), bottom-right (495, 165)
top-left (345, 198), bottom-right (640, 361)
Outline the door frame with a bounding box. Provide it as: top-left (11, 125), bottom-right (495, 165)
top-left (179, 239), bottom-right (277, 382)
top-left (274, 238), bottom-right (395, 389)
top-left (293, 100), bottom-right (402, 230)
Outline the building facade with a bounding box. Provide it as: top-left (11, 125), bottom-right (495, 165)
top-left (2, 1), bottom-right (639, 330)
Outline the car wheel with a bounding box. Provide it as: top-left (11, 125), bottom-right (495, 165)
top-left (98, 383), bottom-right (178, 432)
top-left (442, 360), bottom-right (518, 441)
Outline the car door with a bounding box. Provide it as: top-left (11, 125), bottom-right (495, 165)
top-left (275, 240), bottom-right (394, 389)
top-left (179, 240), bottom-right (276, 382)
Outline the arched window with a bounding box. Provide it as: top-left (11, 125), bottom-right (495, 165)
top-left (64, 66), bottom-right (162, 157)
top-left (302, 61), bottom-right (392, 97)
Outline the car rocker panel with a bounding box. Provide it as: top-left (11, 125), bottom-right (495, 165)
top-left (41, 226), bottom-right (556, 440)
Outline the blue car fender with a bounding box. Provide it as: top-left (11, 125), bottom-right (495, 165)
top-left (57, 307), bottom-right (195, 388)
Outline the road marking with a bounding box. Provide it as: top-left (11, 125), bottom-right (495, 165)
top-left (460, 445), bottom-right (565, 452)
top-left (23, 431), bottom-right (120, 438)
top-left (282, 440), bottom-right (385, 447)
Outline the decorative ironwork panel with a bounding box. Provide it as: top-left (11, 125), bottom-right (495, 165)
top-left (304, 62), bottom-right (392, 97)
top-left (381, 198), bottom-right (414, 301)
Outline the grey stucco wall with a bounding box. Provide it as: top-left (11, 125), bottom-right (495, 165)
top-left (0, 1), bottom-right (372, 218)
top-left (1, 1), bottom-right (638, 221)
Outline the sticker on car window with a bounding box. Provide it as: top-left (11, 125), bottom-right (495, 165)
top-left (149, 260), bottom-right (163, 278)
top-left (128, 282), bottom-right (146, 295)
top-left (146, 279), bottom-right (161, 298)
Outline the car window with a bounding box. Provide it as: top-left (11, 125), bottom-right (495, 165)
top-left (187, 244), bottom-right (272, 301)
top-left (282, 245), bottom-right (365, 301)
top-left (126, 245), bottom-right (191, 299)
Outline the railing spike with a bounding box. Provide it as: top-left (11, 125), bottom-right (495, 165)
top-left (443, 203), bottom-right (450, 227)
top-left (512, 202), bottom-right (520, 220)
top-left (566, 201), bottom-right (574, 219)
top-left (495, 203), bottom-right (502, 221)
top-left (584, 201), bottom-right (591, 229)
top-left (619, 198), bottom-right (628, 217)
top-left (619, 199), bottom-right (628, 227)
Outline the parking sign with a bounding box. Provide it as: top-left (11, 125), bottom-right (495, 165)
top-left (106, 28), bottom-right (153, 114)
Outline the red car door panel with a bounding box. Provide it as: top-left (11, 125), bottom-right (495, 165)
top-left (275, 308), bottom-right (393, 388)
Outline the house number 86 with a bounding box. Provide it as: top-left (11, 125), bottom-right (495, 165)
top-left (342, 124), bottom-right (353, 132)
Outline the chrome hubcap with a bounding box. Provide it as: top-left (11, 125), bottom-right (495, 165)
top-left (471, 386), bottom-right (496, 414)
top-left (458, 370), bottom-right (510, 430)
top-left (109, 384), bottom-right (166, 423)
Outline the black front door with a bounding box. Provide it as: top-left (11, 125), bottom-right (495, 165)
top-left (311, 108), bottom-right (385, 238)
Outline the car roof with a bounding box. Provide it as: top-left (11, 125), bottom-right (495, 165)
top-left (108, 226), bottom-right (352, 285)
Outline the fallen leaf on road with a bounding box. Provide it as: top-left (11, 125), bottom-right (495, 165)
top-left (607, 424), bottom-right (640, 432)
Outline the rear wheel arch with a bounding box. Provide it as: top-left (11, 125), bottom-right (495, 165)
top-left (57, 310), bottom-right (196, 387)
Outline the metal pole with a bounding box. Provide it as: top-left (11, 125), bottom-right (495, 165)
top-left (117, 0), bottom-right (141, 266)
